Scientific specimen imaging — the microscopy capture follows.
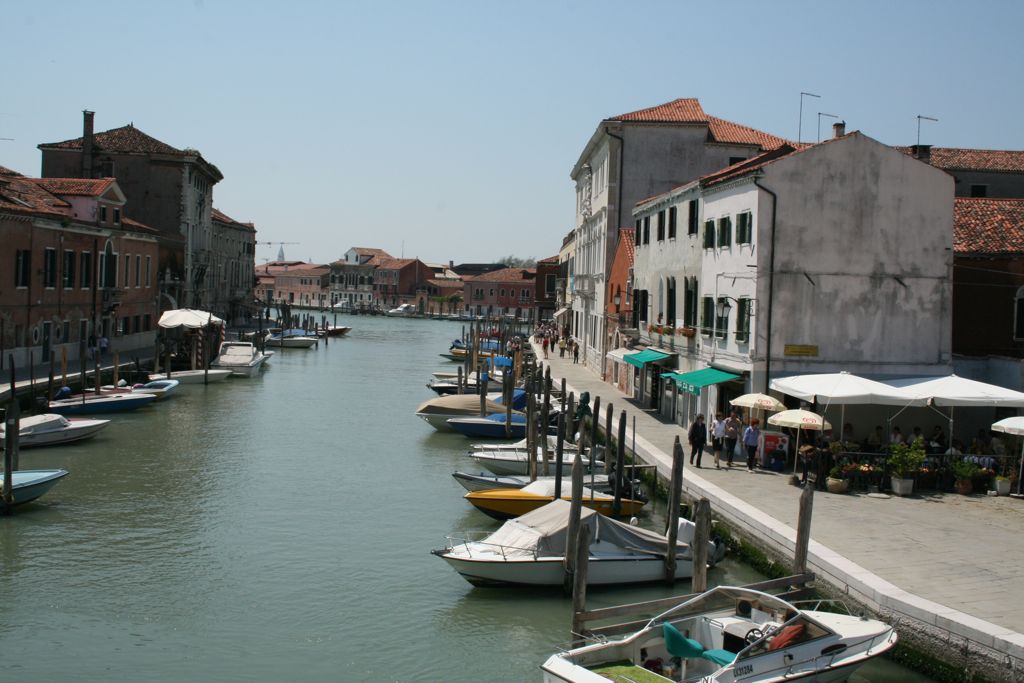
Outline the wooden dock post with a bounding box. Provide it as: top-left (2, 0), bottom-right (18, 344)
top-left (691, 498), bottom-right (712, 592)
top-left (112, 351), bottom-right (120, 387)
top-left (541, 367), bottom-right (551, 476)
top-left (3, 380), bottom-right (18, 507)
top-left (563, 450), bottom-right (585, 594)
top-left (28, 351), bottom-right (35, 405)
top-left (794, 484), bottom-right (815, 575)
top-left (60, 346), bottom-right (68, 385)
top-left (589, 396), bottom-right (600, 501)
top-left (527, 390), bottom-right (538, 482)
top-left (94, 354), bottom-right (102, 395)
top-left (554, 408), bottom-right (566, 499)
top-left (604, 402), bottom-right (614, 474)
top-left (664, 436), bottom-right (685, 582)
top-left (570, 523), bottom-right (592, 645)
top-left (478, 363), bottom-right (486, 417)
top-left (613, 410), bottom-right (626, 515)
top-left (47, 352), bottom-right (55, 406)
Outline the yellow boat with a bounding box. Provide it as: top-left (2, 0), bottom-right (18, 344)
top-left (465, 479), bottom-right (646, 520)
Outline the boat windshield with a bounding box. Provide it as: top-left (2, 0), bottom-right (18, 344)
top-left (648, 588), bottom-right (795, 628)
top-left (737, 613), bottom-right (832, 660)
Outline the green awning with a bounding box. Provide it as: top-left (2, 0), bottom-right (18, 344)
top-left (664, 367), bottom-right (740, 395)
top-left (623, 349), bottom-right (671, 368)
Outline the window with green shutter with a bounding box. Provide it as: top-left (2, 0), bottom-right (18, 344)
top-left (703, 220), bottom-right (715, 248)
top-left (688, 200), bottom-right (699, 235)
top-left (656, 210), bottom-right (665, 241)
top-left (718, 216), bottom-right (732, 248)
top-left (716, 297), bottom-right (729, 338)
top-left (668, 206), bottom-right (677, 239)
top-left (701, 296), bottom-right (714, 335)
top-left (736, 298), bottom-right (751, 343)
top-left (737, 211), bottom-right (753, 244)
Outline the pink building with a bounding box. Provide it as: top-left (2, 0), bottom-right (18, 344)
top-left (462, 267), bottom-right (536, 320)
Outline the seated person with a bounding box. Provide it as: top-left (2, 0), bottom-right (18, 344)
top-left (866, 425), bottom-right (884, 451)
top-left (945, 439), bottom-right (964, 456)
top-left (889, 426), bottom-right (904, 445)
top-left (969, 429), bottom-right (990, 455)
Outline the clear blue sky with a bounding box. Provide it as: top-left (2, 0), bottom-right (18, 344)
top-left (3, 0), bottom-right (1022, 266)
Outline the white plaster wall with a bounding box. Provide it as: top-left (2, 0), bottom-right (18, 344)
top-left (756, 133), bottom-right (954, 379)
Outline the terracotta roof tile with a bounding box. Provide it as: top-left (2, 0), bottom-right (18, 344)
top-left (30, 177), bottom-right (116, 197)
top-left (376, 258), bottom-right (419, 270)
top-left (707, 116), bottom-right (789, 150)
top-left (353, 247), bottom-right (392, 258)
top-left (211, 207), bottom-right (256, 232)
top-left (465, 267), bottom-right (536, 282)
top-left (619, 228), bottom-right (635, 262)
top-left (609, 98), bottom-right (707, 123)
top-left (700, 144), bottom-right (799, 188)
top-left (39, 124), bottom-right (183, 155)
top-left (897, 147), bottom-right (1024, 173)
top-left (954, 197), bottom-right (1024, 255)
top-left (0, 171), bottom-right (72, 218)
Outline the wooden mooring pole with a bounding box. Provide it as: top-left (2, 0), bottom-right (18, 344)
top-left (553, 408), bottom-right (566, 499)
top-left (563, 448), bottom-right (585, 594)
top-left (589, 395), bottom-right (600, 502)
top-left (691, 498), bottom-right (712, 592)
top-left (794, 483), bottom-right (815, 576)
top-left (570, 523), bottom-right (591, 646)
top-left (613, 410), bottom-right (626, 515)
top-left (664, 435), bottom-right (685, 582)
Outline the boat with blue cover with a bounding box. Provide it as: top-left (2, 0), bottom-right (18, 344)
top-left (447, 413), bottom-right (530, 439)
top-left (48, 389), bottom-right (156, 415)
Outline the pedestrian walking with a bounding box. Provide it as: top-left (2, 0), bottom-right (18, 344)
top-left (87, 333), bottom-right (97, 361)
top-left (724, 411), bottom-right (742, 467)
top-left (743, 418), bottom-right (761, 472)
top-left (688, 414), bottom-right (707, 468)
top-left (572, 340), bottom-right (579, 364)
top-left (711, 412), bottom-right (726, 469)
top-left (99, 334), bottom-right (109, 358)
top-left (542, 335), bottom-right (549, 359)
top-left (558, 337), bottom-right (566, 358)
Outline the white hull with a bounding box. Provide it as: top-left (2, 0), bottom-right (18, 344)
top-left (149, 369), bottom-right (232, 384)
top-left (265, 337), bottom-right (318, 348)
top-left (470, 452), bottom-right (599, 476)
top-left (439, 552), bottom-right (692, 587)
top-left (1, 418), bottom-right (109, 448)
top-left (417, 412), bottom-right (463, 431)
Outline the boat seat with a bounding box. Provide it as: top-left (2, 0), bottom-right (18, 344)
top-left (662, 623), bottom-right (738, 668)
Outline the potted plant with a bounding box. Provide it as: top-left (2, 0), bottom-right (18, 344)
top-left (951, 460), bottom-right (980, 495)
top-left (826, 464), bottom-right (850, 494)
top-left (678, 326), bottom-right (697, 338)
top-left (888, 437), bottom-right (925, 496)
top-left (994, 475), bottom-right (1011, 496)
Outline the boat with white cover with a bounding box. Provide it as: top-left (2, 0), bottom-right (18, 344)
top-left (149, 369), bottom-right (232, 384)
top-left (0, 414), bottom-right (109, 448)
top-left (433, 499), bottom-right (722, 587)
top-left (540, 585), bottom-right (897, 682)
top-left (387, 303), bottom-right (417, 316)
top-left (265, 328), bottom-right (319, 348)
top-left (211, 341), bottom-right (270, 377)
top-left (0, 469), bottom-right (70, 508)
top-left (469, 449), bottom-right (601, 476)
top-left (415, 394), bottom-right (520, 431)
top-left (100, 379), bottom-right (180, 401)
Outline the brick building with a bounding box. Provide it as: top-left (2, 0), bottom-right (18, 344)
top-left (374, 258), bottom-right (430, 309)
top-left (39, 111), bottom-right (225, 311)
top-left (0, 166), bottom-right (160, 367)
top-left (210, 208), bottom-right (257, 324)
top-left (462, 267), bottom-right (536, 320)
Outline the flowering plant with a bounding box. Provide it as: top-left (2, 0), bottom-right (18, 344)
top-left (647, 324), bottom-right (674, 336)
top-left (678, 326), bottom-right (697, 338)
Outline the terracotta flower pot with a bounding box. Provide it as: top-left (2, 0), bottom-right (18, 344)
top-left (826, 477), bottom-right (849, 494)
top-left (955, 479), bottom-right (973, 495)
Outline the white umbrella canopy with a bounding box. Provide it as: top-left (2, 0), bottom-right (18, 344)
top-left (992, 416), bottom-right (1024, 436)
top-left (769, 372), bottom-right (904, 405)
top-left (730, 393), bottom-right (786, 412)
top-left (158, 309), bottom-right (224, 329)
top-left (884, 375), bottom-right (1024, 407)
top-left (768, 409), bottom-right (831, 431)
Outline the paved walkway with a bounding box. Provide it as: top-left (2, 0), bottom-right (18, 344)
top-left (533, 344), bottom-right (1024, 658)
top-left (0, 345), bottom-right (155, 402)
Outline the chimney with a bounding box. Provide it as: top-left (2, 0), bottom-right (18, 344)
top-left (448, 260), bottom-right (454, 269)
top-left (832, 121), bottom-right (846, 139)
top-left (82, 110), bottom-right (95, 178)
top-left (911, 144), bottom-right (932, 164)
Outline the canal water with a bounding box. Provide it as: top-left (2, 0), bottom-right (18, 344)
top-left (1, 316), bottom-right (932, 681)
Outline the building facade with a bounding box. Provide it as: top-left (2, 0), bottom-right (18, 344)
top-left (39, 111), bottom-right (226, 312)
top-left (569, 98), bottom-right (788, 375)
top-left (0, 167), bottom-right (160, 367)
top-left (210, 208), bottom-right (256, 324)
top-left (330, 247), bottom-right (392, 308)
top-left (374, 258), bottom-right (430, 309)
top-left (462, 267), bottom-right (536, 319)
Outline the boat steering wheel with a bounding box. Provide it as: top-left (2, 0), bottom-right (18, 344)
top-left (744, 628), bottom-right (765, 644)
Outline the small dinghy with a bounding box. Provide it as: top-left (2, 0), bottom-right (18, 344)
top-left (469, 449), bottom-right (602, 476)
top-left (0, 414), bottom-right (109, 448)
top-left (464, 478), bottom-right (647, 519)
top-left (148, 369), bottom-right (232, 384)
top-left (48, 391), bottom-right (156, 415)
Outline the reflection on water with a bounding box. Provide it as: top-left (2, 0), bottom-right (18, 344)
top-left (0, 317), bottom-right (932, 681)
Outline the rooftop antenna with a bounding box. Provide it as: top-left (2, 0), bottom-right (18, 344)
top-left (817, 112), bottom-right (839, 142)
top-left (401, 240), bottom-right (404, 258)
top-left (916, 115), bottom-right (938, 146)
top-left (797, 92), bottom-right (821, 144)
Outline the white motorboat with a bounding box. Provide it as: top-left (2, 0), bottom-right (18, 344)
top-left (48, 392), bottom-right (157, 415)
top-left (211, 341), bottom-right (270, 377)
top-left (434, 499), bottom-right (722, 587)
top-left (0, 414), bottom-right (109, 448)
top-left (148, 369), bottom-right (232, 384)
top-left (0, 469), bottom-right (70, 509)
top-left (265, 328), bottom-right (319, 348)
top-left (469, 435), bottom-right (578, 454)
top-left (469, 449), bottom-right (601, 476)
top-left (540, 586), bottom-right (897, 683)
top-left (415, 394), bottom-right (519, 431)
top-left (387, 303), bottom-right (417, 316)
top-left (101, 379), bottom-right (180, 401)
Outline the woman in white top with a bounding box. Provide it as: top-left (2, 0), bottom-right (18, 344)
top-left (711, 412), bottom-right (727, 470)
top-left (890, 425), bottom-right (905, 445)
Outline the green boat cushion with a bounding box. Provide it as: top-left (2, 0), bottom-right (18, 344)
top-left (662, 623), bottom-right (705, 659)
top-left (701, 649), bottom-right (737, 667)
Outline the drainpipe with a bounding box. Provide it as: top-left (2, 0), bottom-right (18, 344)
top-left (753, 177), bottom-right (777, 394)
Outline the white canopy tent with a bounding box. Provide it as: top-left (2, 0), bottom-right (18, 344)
top-left (882, 375), bottom-right (1024, 407)
top-left (158, 309), bottom-right (224, 329)
top-left (769, 372), bottom-right (916, 405)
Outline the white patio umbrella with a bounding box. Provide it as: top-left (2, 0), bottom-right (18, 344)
top-left (768, 409), bottom-right (831, 474)
top-left (991, 417), bottom-right (1024, 497)
top-left (730, 393), bottom-right (787, 412)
